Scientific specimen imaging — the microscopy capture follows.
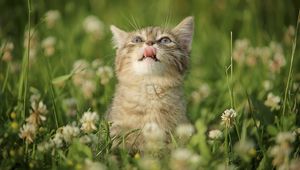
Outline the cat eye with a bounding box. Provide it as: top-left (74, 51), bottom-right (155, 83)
top-left (131, 36), bottom-right (143, 43)
top-left (158, 37), bottom-right (172, 44)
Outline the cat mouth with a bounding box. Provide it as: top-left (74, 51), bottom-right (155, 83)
top-left (138, 55), bottom-right (160, 62)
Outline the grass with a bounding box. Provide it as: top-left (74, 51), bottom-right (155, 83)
top-left (0, 0), bottom-right (300, 169)
top-left (282, 10), bottom-right (300, 131)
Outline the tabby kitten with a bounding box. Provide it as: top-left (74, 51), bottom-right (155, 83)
top-left (108, 16), bottom-right (194, 151)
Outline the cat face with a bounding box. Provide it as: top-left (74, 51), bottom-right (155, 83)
top-left (111, 17), bottom-right (194, 83)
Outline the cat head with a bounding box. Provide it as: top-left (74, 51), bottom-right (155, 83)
top-left (110, 16), bottom-right (194, 85)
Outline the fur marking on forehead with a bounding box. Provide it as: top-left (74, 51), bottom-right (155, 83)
top-left (111, 16), bottom-right (194, 50)
top-left (132, 27), bottom-right (175, 41)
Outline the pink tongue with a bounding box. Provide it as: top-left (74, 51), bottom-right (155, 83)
top-left (143, 46), bottom-right (156, 58)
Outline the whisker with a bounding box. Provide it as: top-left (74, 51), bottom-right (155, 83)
top-left (130, 15), bottom-right (141, 30)
top-left (163, 10), bottom-right (172, 32)
top-left (121, 14), bottom-right (137, 30)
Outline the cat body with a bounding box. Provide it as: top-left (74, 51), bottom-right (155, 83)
top-left (108, 17), bottom-right (194, 151)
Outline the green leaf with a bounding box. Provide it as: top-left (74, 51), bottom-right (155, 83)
top-left (190, 119), bottom-right (211, 161)
top-left (257, 155), bottom-right (272, 170)
top-left (266, 125), bottom-right (278, 136)
top-left (52, 74), bottom-right (72, 85)
top-left (67, 140), bottom-right (92, 162)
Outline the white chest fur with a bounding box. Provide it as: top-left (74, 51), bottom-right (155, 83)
top-left (109, 83), bottom-right (187, 132)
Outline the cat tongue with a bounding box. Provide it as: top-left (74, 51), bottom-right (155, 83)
top-left (143, 46), bottom-right (156, 58)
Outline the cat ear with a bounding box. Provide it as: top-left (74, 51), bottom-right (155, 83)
top-left (172, 16), bottom-right (194, 51)
top-left (110, 25), bottom-right (128, 48)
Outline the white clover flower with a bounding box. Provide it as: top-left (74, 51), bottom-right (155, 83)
top-left (72, 59), bottom-right (92, 86)
top-left (217, 164), bottom-right (237, 170)
top-left (170, 148), bottom-right (200, 170)
top-left (269, 41), bottom-right (283, 54)
top-left (270, 145), bottom-right (291, 168)
top-left (23, 29), bottom-right (39, 62)
top-left (264, 93), bottom-right (280, 111)
top-left (60, 124), bottom-right (80, 143)
top-left (97, 66), bottom-right (113, 85)
top-left (175, 124), bottom-right (194, 139)
top-left (287, 25), bottom-right (295, 37)
top-left (208, 129), bottom-right (223, 140)
top-left (73, 59), bottom-right (90, 73)
top-left (293, 83), bottom-right (299, 91)
top-left (262, 80), bottom-right (273, 91)
top-left (143, 122), bottom-right (164, 141)
top-left (45, 10), bottom-right (61, 28)
top-left (83, 15), bottom-right (104, 39)
top-left (1, 41), bottom-right (14, 52)
top-left (294, 128), bottom-right (300, 135)
top-left (246, 47), bottom-right (258, 67)
top-left (51, 132), bottom-right (64, 148)
top-left (79, 135), bottom-right (92, 144)
top-left (31, 101), bottom-right (48, 114)
top-left (191, 83), bottom-right (210, 103)
top-left (143, 122), bottom-right (165, 152)
top-left (234, 140), bottom-right (256, 161)
top-left (9, 62), bottom-right (21, 74)
top-left (190, 154), bottom-right (201, 165)
top-left (2, 50), bottom-right (13, 62)
top-left (81, 80), bottom-right (96, 99)
top-left (290, 159), bottom-right (300, 170)
top-left (284, 25), bottom-right (295, 45)
top-left (172, 148), bottom-right (193, 161)
top-left (270, 132), bottom-right (295, 168)
top-left (191, 91), bottom-right (201, 103)
top-left (138, 157), bottom-right (160, 170)
top-left (221, 108), bottom-right (237, 128)
top-left (23, 29), bottom-right (38, 49)
top-left (235, 39), bottom-right (250, 50)
top-left (30, 92), bottom-right (41, 103)
top-left (80, 111), bottom-right (99, 133)
top-left (267, 42), bottom-right (285, 73)
top-left (63, 98), bottom-right (77, 117)
top-left (37, 141), bottom-right (54, 152)
top-left (26, 101), bottom-right (48, 126)
top-left (92, 59), bottom-right (103, 69)
top-left (41, 36), bottom-right (56, 56)
top-left (1, 41), bottom-right (14, 62)
top-left (276, 132), bottom-right (295, 144)
top-left (19, 123), bottom-right (37, 143)
top-left (269, 52), bottom-right (286, 73)
top-left (84, 159), bottom-right (107, 170)
top-left (233, 39), bottom-right (250, 64)
top-left (71, 60), bottom-right (97, 99)
top-left (258, 46), bottom-right (272, 64)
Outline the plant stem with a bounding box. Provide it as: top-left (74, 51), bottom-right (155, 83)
top-left (1, 63), bottom-right (10, 93)
top-left (45, 58), bottom-right (60, 128)
top-left (281, 10), bottom-right (300, 130)
top-left (225, 127), bottom-right (229, 166)
top-left (245, 91), bottom-right (267, 155)
top-left (23, 0), bottom-right (32, 120)
top-left (230, 32), bottom-right (234, 108)
top-left (25, 142), bottom-right (28, 161)
top-left (234, 123), bottom-right (240, 140)
top-left (226, 32), bottom-right (235, 109)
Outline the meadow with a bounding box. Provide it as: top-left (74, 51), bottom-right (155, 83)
top-left (0, 0), bottom-right (300, 169)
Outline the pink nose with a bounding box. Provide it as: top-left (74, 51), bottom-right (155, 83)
top-left (143, 46), bottom-right (156, 57)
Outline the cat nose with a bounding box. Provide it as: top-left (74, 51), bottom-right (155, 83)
top-left (143, 46), bottom-right (156, 57)
top-left (145, 41), bottom-right (155, 46)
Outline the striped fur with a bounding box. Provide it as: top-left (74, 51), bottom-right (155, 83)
top-left (108, 17), bottom-right (194, 151)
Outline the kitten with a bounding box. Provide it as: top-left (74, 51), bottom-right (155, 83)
top-left (108, 16), bottom-right (194, 152)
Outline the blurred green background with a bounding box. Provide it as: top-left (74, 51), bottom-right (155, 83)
top-left (0, 0), bottom-right (299, 120)
top-left (1, 0), bottom-right (299, 59)
top-left (0, 1), bottom-right (300, 169)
